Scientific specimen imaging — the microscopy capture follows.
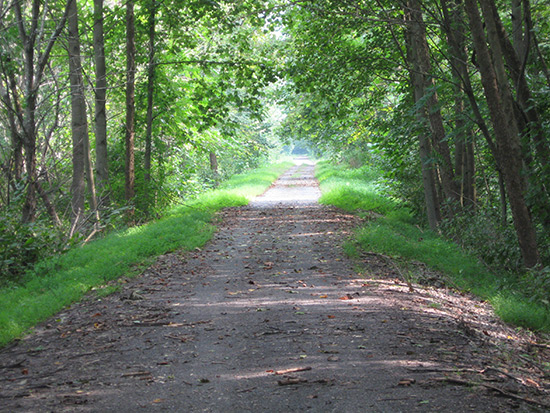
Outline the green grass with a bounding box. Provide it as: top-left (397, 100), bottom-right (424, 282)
top-left (316, 160), bottom-right (550, 332)
top-left (0, 161), bottom-right (292, 348)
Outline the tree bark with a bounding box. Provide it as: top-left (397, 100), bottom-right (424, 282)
top-left (13, 0), bottom-right (70, 223)
top-left (93, 0), bottom-right (109, 200)
top-left (0, 75), bottom-right (24, 194)
top-left (209, 151), bottom-right (220, 187)
top-left (489, 1), bottom-right (550, 217)
top-left (464, 0), bottom-right (539, 267)
top-left (404, 3), bottom-right (441, 230)
top-left (440, 0), bottom-right (476, 208)
top-left (440, 0), bottom-right (508, 218)
top-left (125, 0), bottom-right (136, 203)
top-left (36, 181), bottom-right (62, 228)
top-left (406, 0), bottom-right (458, 206)
top-left (67, 0), bottom-right (87, 231)
top-left (144, 0), bottom-right (156, 185)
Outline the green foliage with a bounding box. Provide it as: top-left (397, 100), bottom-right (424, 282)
top-left (439, 210), bottom-right (522, 272)
top-left (0, 162), bottom-right (291, 348)
top-left (0, 203), bottom-right (64, 284)
top-left (317, 160), bottom-right (550, 332)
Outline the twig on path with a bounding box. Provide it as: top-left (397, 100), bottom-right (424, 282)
top-left (0, 392), bottom-right (31, 399)
top-left (274, 366), bottom-right (312, 375)
top-left (121, 371), bottom-right (152, 378)
top-left (376, 396), bottom-right (415, 402)
top-left (518, 355), bottom-right (548, 376)
top-left (529, 342), bottom-right (550, 350)
top-left (431, 377), bottom-right (550, 408)
top-left (410, 366), bottom-right (541, 388)
top-left (0, 358), bottom-right (26, 369)
top-left (237, 386), bottom-right (257, 393)
top-left (277, 377), bottom-right (308, 385)
top-left (407, 367), bottom-right (479, 374)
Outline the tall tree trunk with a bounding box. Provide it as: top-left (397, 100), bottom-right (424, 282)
top-left (440, 0), bottom-right (476, 208)
top-left (407, 0), bottom-right (458, 206)
top-left (489, 1), bottom-right (550, 229)
top-left (67, 0), bottom-right (87, 231)
top-left (125, 0), bottom-right (136, 204)
top-left (93, 0), bottom-right (109, 201)
top-left (404, 3), bottom-right (441, 230)
top-left (144, 0), bottom-right (156, 185)
top-left (464, 0), bottom-right (539, 267)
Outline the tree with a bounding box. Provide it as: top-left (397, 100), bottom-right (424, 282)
top-left (463, 0), bottom-right (539, 267)
top-left (125, 0), bottom-right (136, 204)
top-left (12, 0), bottom-right (70, 223)
top-left (93, 0), bottom-right (109, 199)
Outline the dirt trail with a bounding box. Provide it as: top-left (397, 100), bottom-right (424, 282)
top-left (1, 161), bottom-right (549, 412)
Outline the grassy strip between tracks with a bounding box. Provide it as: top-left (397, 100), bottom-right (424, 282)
top-left (316, 160), bottom-right (550, 333)
top-left (0, 162), bottom-right (293, 348)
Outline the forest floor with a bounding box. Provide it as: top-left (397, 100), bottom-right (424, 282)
top-left (1, 160), bottom-right (549, 412)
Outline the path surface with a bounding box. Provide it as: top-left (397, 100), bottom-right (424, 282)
top-left (1, 161), bottom-right (548, 412)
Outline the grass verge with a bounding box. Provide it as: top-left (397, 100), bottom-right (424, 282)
top-left (316, 160), bottom-right (550, 332)
top-left (0, 162), bottom-right (292, 348)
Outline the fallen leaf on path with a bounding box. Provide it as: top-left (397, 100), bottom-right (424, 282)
top-left (319, 294), bottom-right (328, 298)
top-left (398, 379), bottom-right (416, 386)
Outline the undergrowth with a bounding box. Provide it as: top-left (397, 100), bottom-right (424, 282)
top-left (316, 160), bottom-right (550, 333)
top-left (0, 162), bottom-right (292, 348)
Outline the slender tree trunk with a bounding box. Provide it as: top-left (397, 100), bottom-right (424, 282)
top-left (404, 3), bottom-right (441, 230)
top-left (440, 0), bottom-right (476, 208)
top-left (93, 0), bottom-right (109, 201)
top-left (489, 1), bottom-right (550, 226)
top-left (0, 77), bottom-right (24, 193)
top-left (18, 0), bottom-right (39, 223)
top-left (441, 0), bottom-right (507, 221)
top-left (464, 0), bottom-right (539, 267)
top-left (13, 0), bottom-right (70, 223)
top-left (125, 0), bottom-right (136, 203)
top-left (36, 181), bottom-right (62, 228)
top-left (407, 0), bottom-right (458, 205)
top-left (67, 0), bottom-right (87, 231)
top-left (84, 132), bottom-right (100, 228)
top-left (209, 151), bottom-right (219, 187)
top-left (144, 0), bottom-right (156, 185)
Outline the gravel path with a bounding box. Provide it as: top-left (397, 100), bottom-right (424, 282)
top-left (1, 161), bottom-right (548, 412)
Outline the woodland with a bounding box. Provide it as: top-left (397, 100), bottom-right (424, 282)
top-left (1, 0), bottom-right (550, 323)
